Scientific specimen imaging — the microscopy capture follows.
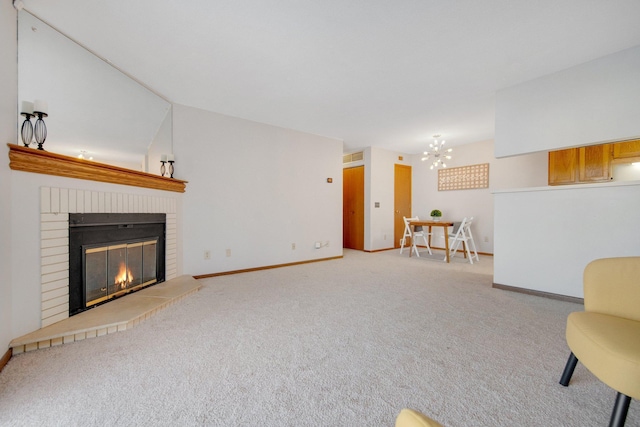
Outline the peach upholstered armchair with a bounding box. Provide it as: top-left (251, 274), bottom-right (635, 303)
top-left (559, 256), bottom-right (640, 427)
top-left (395, 408), bottom-right (443, 427)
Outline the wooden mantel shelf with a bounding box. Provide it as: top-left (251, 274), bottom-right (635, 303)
top-left (7, 144), bottom-right (187, 193)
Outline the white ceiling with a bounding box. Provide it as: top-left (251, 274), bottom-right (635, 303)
top-left (19, 0), bottom-right (640, 155)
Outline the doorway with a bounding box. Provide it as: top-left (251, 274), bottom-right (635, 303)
top-left (394, 164), bottom-right (411, 248)
top-left (343, 166), bottom-right (364, 250)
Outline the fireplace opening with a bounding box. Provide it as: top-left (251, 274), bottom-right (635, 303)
top-left (84, 239), bottom-right (159, 307)
top-left (69, 213), bottom-right (166, 316)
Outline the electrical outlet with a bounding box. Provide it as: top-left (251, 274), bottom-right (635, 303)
top-left (204, 250), bottom-right (211, 260)
top-left (292, 243), bottom-right (296, 250)
top-left (484, 236), bottom-right (489, 243)
top-left (315, 241), bottom-right (321, 249)
top-left (226, 249), bottom-right (231, 257)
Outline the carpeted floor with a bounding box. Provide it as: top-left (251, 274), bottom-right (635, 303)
top-left (0, 249), bottom-right (637, 426)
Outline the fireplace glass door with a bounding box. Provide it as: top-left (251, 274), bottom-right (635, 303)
top-left (84, 239), bottom-right (158, 308)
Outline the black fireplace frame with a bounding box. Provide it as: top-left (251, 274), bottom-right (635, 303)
top-left (68, 213), bottom-right (166, 316)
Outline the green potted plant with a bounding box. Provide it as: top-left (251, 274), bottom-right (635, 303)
top-left (430, 209), bottom-right (442, 221)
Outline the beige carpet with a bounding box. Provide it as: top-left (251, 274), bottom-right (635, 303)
top-left (0, 249), bottom-right (636, 426)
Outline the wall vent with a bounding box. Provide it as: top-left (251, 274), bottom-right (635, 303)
top-left (343, 151), bottom-right (364, 163)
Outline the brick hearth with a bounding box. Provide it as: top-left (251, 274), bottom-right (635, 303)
top-left (10, 275), bottom-right (201, 354)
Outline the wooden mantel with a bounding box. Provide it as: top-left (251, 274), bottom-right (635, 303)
top-left (7, 144), bottom-right (187, 193)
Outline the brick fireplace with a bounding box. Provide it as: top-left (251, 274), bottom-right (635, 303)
top-left (40, 186), bottom-right (178, 328)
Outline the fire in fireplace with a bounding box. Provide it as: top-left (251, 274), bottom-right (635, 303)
top-left (69, 213), bottom-right (166, 315)
top-left (84, 239), bottom-right (159, 307)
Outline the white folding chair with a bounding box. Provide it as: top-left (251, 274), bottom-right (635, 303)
top-left (400, 216), bottom-right (432, 257)
top-left (446, 217), bottom-right (479, 264)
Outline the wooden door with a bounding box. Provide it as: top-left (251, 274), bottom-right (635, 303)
top-left (548, 148), bottom-right (577, 185)
top-left (579, 144), bottom-right (612, 182)
top-left (394, 164), bottom-right (412, 248)
top-left (343, 166), bottom-right (364, 250)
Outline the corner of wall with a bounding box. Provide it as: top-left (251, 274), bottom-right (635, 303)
top-left (0, 0), bottom-right (17, 353)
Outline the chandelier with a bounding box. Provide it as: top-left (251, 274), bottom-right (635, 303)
top-left (421, 135), bottom-right (452, 169)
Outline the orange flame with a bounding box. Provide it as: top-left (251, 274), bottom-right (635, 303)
top-left (114, 262), bottom-right (133, 290)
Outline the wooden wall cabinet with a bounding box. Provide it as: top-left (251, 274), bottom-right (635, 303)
top-left (612, 139), bottom-right (640, 162)
top-left (548, 148), bottom-right (577, 185)
top-left (578, 144), bottom-right (612, 182)
top-left (548, 144), bottom-right (612, 185)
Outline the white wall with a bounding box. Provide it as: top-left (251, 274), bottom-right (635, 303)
top-left (495, 182), bottom-right (640, 298)
top-left (366, 147), bottom-right (411, 251)
top-left (174, 105), bottom-right (343, 276)
top-left (613, 162), bottom-right (640, 182)
top-left (494, 45), bottom-right (640, 297)
top-left (146, 107), bottom-right (173, 175)
top-left (495, 45), bottom-right (640, 157)
top-left (0, 2), bottom-right (17, 354)
top-left (412, 140), bottom-right (547, 254)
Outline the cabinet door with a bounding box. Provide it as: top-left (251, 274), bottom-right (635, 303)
top-left (579, 144), bottom-right (612, 182)
top-left (612, 139), bottom-right (640, 159)
top-left (548, 148), bottom-right (577, 185)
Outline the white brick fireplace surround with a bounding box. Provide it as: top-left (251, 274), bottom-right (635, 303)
top-left (40, 186), bottom-right (178, 328)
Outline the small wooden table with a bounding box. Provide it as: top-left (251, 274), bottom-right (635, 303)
top-left (409, 220), bottom-right (455, 263)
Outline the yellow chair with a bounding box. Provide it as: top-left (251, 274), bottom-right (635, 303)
top-left (559, 256), bottom-right (640, 427)
top-left (395, 408), bottom-right (444, 427)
